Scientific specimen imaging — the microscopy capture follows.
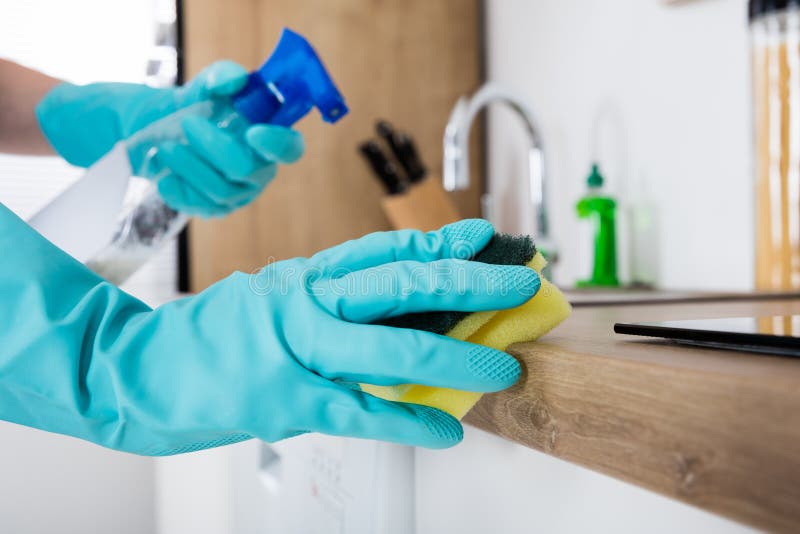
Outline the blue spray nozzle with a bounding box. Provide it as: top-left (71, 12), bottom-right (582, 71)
top-left (232, 28), bottom-right (349, 127)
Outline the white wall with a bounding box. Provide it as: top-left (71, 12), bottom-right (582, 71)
top-left (485, 0), bottom-right (752, 290)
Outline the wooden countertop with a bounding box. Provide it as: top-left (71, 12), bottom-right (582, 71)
top-left (465, 297), bottom-right (800, 533)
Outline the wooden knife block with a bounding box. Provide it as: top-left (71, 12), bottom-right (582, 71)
top-left (380, 178), bottom-right (462, 232)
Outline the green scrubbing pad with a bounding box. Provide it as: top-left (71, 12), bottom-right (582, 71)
top-left (378, 234), bottom-right (537, 336)
top-left (362, 233), bottom-right (572, 420)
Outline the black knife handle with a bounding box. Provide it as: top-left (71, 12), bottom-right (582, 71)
top-left (359, 140), bottom-right (407, 195)
top-left (376, 120), bottom-right (427, 184)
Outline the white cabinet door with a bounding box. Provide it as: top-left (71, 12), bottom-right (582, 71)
top-left (415, 426), bottom-right (755, 534)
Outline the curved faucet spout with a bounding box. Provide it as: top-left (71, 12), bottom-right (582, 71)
top-left (443, 82), bottom-right (552, 252)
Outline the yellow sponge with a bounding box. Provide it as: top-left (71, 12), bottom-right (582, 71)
top-left (362, 247), bottom-right (571, 419)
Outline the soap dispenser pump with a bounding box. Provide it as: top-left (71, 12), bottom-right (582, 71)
top-left (577, 163), bottom-right (619, 287)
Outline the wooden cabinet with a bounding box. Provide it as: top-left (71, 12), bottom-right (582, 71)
top-left (183, 0), bottom-right (484, 290)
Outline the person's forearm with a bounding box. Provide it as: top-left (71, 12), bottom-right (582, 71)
top-left (0, 60), bottom-right (61, 155)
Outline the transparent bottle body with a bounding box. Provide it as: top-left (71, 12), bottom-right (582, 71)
top-left (86, 99), bottom-right (250, 284)
top-left (752, 8), bottom-right (800, 290)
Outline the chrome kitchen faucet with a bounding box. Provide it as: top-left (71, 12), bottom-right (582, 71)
top-left (443, 82), bottom-right (557, 264)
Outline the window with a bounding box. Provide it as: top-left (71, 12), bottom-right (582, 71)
top-left (1, 0), bottom-right (179, 302)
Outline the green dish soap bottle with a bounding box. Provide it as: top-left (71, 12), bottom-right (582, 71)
top-left (577, 163), bottom-right (619, 287)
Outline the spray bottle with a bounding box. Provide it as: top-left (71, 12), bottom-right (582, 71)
top-left (86, 28), bottom-right (348, 284)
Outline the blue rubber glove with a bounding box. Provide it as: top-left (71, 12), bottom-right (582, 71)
top-left (36, 61), bottom-right (304, 217)
top-left (0, 213), bottom-right (539, 455)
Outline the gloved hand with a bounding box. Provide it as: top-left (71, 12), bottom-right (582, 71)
top-left (0, 214), bottom-right (539, 454)
top-left (35, 61), bottom-right (304, 217)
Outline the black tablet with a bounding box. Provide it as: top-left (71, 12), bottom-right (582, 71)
top-left (614, 316), bottom-right (800, 356)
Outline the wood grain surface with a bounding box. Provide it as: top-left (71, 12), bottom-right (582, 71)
top-left (183, 0), bottom-right (483, 290)
top-left (466, 297), bottom-right (800, 533)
